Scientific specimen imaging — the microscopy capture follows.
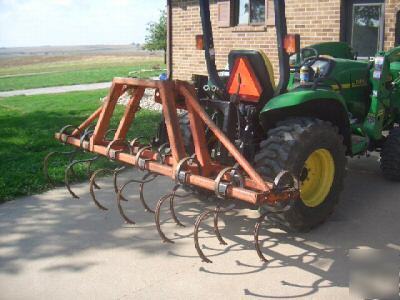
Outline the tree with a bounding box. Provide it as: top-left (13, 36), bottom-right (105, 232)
top-left (143, 10), bottom-right (167, 63)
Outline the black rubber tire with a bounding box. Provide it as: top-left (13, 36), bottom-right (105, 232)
top-left (157, 112), bottom-right (193, 153)
top-left (254, 118), bottom-right (347, 232)
top-left (381, 127), bottom-right (400, 181)
top-left (178, 112), bottom-right (194, 154)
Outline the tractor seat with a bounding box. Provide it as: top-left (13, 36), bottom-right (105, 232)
top-left (227, 50), bottom-right (276, 107)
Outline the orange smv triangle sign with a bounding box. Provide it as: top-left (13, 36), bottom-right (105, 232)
top-left (226, 57), bottom-right (263, 102)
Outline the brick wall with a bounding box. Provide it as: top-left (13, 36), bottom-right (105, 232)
top-left (384, 0), bottom-right (400, 50)
top-left (171, 0), bottom-right (398, 80)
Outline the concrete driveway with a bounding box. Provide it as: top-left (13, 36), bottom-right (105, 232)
top-left (0, 82), bottom-right (111, 98)
top-left (0, 155), bottom-right (399, 299)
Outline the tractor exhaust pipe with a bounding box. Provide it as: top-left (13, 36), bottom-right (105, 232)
top-left (274, 0), bottom-right (290, 95)
top-left (199, 0), bottom-right (226, 94)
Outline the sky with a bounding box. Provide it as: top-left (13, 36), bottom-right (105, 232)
top-left (0, 0), bottom-right (165, 48)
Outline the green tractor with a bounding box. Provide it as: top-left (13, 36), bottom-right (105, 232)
top-left (257, 44), bottom-right (400, 230)
top-left (159, 0), bottom-right (400, 231)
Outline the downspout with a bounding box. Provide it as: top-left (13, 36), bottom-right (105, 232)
top-left (199, 0), bottom-right (226, 93)
top-left (167, 0), bottom-right (173, 79)
top-left (274, 0), bottom-right (290, 95)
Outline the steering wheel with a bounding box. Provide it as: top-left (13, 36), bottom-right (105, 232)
top-left (300, 47), bottom-right (320, 68)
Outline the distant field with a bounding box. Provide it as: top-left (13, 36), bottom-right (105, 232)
top-left (0, 89), bottom-right (161, 202)
top-left (0, 46), bottom-right (165, 91)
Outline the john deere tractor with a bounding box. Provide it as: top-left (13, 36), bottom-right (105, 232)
top-left (158, 0), bottom-right (400, 231)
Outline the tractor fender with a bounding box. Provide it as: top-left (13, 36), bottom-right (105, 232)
top-left (259, 89), bottom-right (352, 153)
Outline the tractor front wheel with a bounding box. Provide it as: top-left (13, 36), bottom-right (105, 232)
top-left (255, 118), bottom-right (347, 231)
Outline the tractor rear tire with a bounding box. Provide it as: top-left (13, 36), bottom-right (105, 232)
top-left (381, 127), bottom-right (400, 181)
top-left (254, 118), bottom-right (347, 232)
top-left (178, 112), bottom-right (195, 154)
top-left (158, 112), bottom-right (193, 153)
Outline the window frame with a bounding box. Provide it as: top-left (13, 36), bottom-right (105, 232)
top-left (341, 0), bottom-right (385, 58)
top-left (234, 0), bottom-right (267, 26)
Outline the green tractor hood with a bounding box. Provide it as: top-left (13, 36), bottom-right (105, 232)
top-left (261, 88), bottom-right (348, 113)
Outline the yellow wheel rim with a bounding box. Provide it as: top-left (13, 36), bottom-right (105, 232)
top-left (300, 149), bottom-right (335, 207)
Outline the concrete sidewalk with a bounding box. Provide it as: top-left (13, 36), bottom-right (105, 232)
top-left (0, 156), bottom-right (399, 299)
top-left (0, 82), bottom-right (111, 98)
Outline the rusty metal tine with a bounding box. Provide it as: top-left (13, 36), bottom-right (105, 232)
top-left (213, 208), bottom-right (226, 245)
top-left (169, 187), bottom-right (194, 225)
top-left (117, 184), bottom-right (136, 224)
top-left (139, 183), bottom-right (154, 213)
top-left (89, 168), bottom-right (114, 211)
top-left (169, 189), bottom-right (185, 227)
top-left (154, 192), bottom-right (176, 243)
top-left (116, 174), bottom-right (159, 224)
top-left (65, 155), bottom-right (101, 199)
top-left (194, 210), bottom-right (214, 263)
top-left (193, 203), bottom-right (236, 263)
top-left (254, 212), bottom-right (269, 263)
top-left (65, 161), bottom-right (82, 199)
top-left (113, 166), bottom-right (127, 201)
top-left (43, 150), bottom-right (78, 186)
top-left (87, 158), bottom-right (101, 190)
top-left (138, 173), bottom-right (158, 213)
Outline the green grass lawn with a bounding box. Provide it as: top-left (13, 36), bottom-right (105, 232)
top-left (0, 90), bottom-right (161, 202)
top-left (0, 64), bottom-right (163, 92)
top-left (0, 55), bottom-right (164, 91)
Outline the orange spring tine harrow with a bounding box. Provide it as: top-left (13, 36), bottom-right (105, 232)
top-left (45, 78), bottom-right (300, 263)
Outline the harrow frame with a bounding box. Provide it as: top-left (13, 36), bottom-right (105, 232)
top-left (55, 78), bottom-right (298, 207)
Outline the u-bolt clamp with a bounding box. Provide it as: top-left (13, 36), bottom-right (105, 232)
top-left (129, 136), bottom-right (144, 149)
top-left (214, 166), bottom-right (244, 199)
top-left (58, 125), bottom-right (82, 144)
top-left (135, 145), bottom-right (152, 171)
top-left (105, 139), bottom-right (132, 161)
top-left (79, 129), bottom-right (94, 151)
top-left (155, 143), bottom-right (171, 164)
top-left (174, 155), bottom-right (201, 186)
top-left (273, 170), bottom-right (300, 191)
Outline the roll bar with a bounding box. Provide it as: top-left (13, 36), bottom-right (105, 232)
top-left (198, 0), bottom-right (290, 96)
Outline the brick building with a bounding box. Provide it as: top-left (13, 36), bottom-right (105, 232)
top-left (170, 0), bottom-right (400, 80)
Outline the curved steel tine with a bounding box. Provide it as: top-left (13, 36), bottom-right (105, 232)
top-left (117, 173), bottom-right (160, 224)
top-left (169, 189), bottom-right (185, 227)
top-left (117, 179), bottom-right (142, 224)
top-left (154, 190), bottom-right (177, 243)
top-left (65, 160), bottom-right (82, 199)
top-left (65, 155), bottom-right (100, 199)
top-left (193, 204), bottom-right (236, 263)
top-left (254, 212), bottom-right (269, 263)
top-left (214, 205), bottom-right (229, 245)
top-left (113, 166), bottom-right (127, 201)
top-left (43, 150), bottom-right (78, 186)
top-left (87, 158), bottom-right (101, 190)
top-left (138, 172), bottom-right (158, 213)
top-left (194, 210), bottom-right (214, 263)
top-left (89, 168), bottom-right (115, 211)
top-left (168, 186), bottom-right (195, 227)
top-left (214, 204), bottom-right (235, 245)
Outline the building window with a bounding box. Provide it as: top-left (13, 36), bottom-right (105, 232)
top-left (343, 0), bottom-right (385, 58)
top-left (236, 0), bottom-right (265, 25)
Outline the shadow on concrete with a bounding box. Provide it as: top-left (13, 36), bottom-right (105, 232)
top-left (0, 155), bottom-right (399, 298)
